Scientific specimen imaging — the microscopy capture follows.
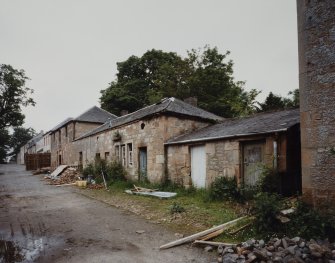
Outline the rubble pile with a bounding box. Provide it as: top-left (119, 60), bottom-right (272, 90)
top-left (47, 167), bottom-right (80, 185)
top-left (216, 237), bottom-right (335, 263)
top-left (87, 183), bottom-right (104, 190)
top-left (32, 167), bottom-right (50, 175)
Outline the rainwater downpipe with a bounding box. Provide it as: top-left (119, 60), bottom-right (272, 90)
top-left (273, 140), bottom-right (278, 171)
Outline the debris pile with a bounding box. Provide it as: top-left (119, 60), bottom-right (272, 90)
top-left (47, 167), bottom-right (80, 185)
top-left (87, 183), bottom-right (104, 190)
top-left (126, 185), bottom-right (177, 199)
top-left (32, 167), bottom-right (50, 175)
top-left (215, 237), bottom-right (335, 263)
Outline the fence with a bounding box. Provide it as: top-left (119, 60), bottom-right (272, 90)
top-left (25, 153), bottom-right (51, 170)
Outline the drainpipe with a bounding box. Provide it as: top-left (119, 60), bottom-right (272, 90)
top-left (273, 140), bottom-right (278, 170)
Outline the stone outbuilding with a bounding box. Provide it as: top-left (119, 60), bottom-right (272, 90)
top-left (73, 97), bottom-right (222, 183)
top-left (165, 109), bottom-right (301, 195)
top-left (49, 106), bottom-right (117, 169)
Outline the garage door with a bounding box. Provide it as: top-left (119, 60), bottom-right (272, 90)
top-left (191, 145), bottom-right (206, 188)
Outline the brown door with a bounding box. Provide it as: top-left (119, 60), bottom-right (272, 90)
top-left (243, 141), bottom-right (265, 186)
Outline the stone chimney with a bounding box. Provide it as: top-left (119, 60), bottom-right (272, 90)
top-left (184, 97), bottom-right (198, 107)
top-left (297, 0), bottom-right (335, 207)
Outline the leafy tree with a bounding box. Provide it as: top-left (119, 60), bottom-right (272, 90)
top-left (0, 64), bottom-right (35, 130)
top-left (9, 127), bottom-right (36, 156)
top-left (0, 129), bottom-right (10, 163)
top-left (0, 64), bottom-right (35, 162)
top-left (100, 47), bottom-right (259, 118)
top-left (257, 89), bottom-right (299, 112)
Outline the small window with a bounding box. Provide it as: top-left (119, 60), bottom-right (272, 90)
top-left (127, 143), bottom-right (133, 166)
top-left (96, 153), bottom-right (101, 160)
top-left (97, 136), bottom-right (99, 141)
top-left (65, 126), bottom-right (68, 137)
top-left (121, 145), bottom-right (126, 166)
top-left (105, 152), bottom-right (110, 159)
top-left (141, 123), bottom-right (145, 129)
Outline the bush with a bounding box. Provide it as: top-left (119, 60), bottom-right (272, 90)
top-left (169, 202), bottom-right (185, 214)
top-left (258, 166), bottom-right (281, 194)
top-left (253, 192), bottom-right (283, 236)
top-left (208, 176), bottom-right (242, 202)
top-left (105, 160), bottom-right (127, 182)
top-left (288, 200), bottom-right (335, 241)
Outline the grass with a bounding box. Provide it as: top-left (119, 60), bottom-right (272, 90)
top-left (77, 179), bottom-right (252, 242)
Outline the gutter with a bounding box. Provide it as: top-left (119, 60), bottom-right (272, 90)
top-left (164, 128), bottom-right (289, 146)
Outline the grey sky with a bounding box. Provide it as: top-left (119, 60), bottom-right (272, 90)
top-left (0, 0), bottom-right (298, 132)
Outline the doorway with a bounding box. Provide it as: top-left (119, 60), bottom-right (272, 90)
top-left (242, 141), bottom-right (265, 186)
top-left (191, 145), bottom-right (206, 188)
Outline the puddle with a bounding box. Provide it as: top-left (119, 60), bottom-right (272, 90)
top-left (0, 240), bottom-right (24, 263)
top-left (0, 237), bottom-right (51, 263)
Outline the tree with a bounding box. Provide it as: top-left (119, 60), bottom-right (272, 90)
top-left (0, 64), bottom-right (35, 130)
top-left (257, 89), bottom-right (299, 112)
top-left (9, 127), bottom-right (36, 156)
top-left (100, 47), bottom-right (259, 118)
top-left (0, 64), bottom-right (35, 162)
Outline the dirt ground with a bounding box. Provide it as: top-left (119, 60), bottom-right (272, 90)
top-left (0, 164), bottom-right (213, 263)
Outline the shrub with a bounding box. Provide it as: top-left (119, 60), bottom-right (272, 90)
top-left (287, 200), bottom-right (335, 241)
top-left (82, 162), bottom-right (94, 177)
top-left (208, 176), bottom-right (242, 202)
top-left (258, 166), bottom-right (281, 194)
top-left (253, 192), bottom-right (283, 236)
top-left (105, 160), bottom-right (127, 182)
top-left (169, 202), bottom-right (185, 214)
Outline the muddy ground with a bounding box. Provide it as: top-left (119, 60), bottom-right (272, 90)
top-left (0, 164), bottom-right (212, 263)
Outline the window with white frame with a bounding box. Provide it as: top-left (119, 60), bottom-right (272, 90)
top-left (121, 145), bottom-right (126, 166)
top-left (127, 143), bottom-right (133, 166)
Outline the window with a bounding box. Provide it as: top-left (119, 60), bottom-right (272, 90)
top-left (105, 152), bottom-right (110, 159)
top-left (115, 145), bottom-right (120, 162)
top-left (65, 126), bottom-right (68, 137)
top-left (121, 145), bottom-right (126, 166)
top-left (96, 153), bottom-right (101, 160)
top-left (127, 143), bottom-right (133, 166)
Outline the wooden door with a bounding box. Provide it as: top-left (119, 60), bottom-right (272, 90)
top-left (139, 147), bottom-right (147, 180)
top-left (191, 145), bottom-right (206, 188)
top-left (243, 141), bottom-right (265, 186)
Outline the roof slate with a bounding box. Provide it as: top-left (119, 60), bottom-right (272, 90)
top-left (49, 106), bottom-right (117, 133)
top-left (76, 97), bottom-right (222, 140)
top-left (166, 108), bottom-right (300, 145)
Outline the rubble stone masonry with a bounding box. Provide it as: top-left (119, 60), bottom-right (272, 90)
top-left (297, 0), bottom-right (335, 206)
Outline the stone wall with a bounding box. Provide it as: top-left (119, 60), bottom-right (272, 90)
top-left (167, 134), bottom-right (287, 188)
top-left (72, 115), bottom-right (210, 183)
top-left (297, 0), bottom-right (335, 206)
top-left (50, 122), bottom-right (103, 169)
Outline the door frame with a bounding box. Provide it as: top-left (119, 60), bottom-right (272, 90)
top-left (138, 147), bottom-right (147, 181)
top-left (241, 139), bottom-right (266, 186)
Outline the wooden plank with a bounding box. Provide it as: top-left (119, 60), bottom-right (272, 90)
top-left (193, 240), bottom-right (236, 247)
top-left (159, 216), bottom-right (248, 250)
top-left (200, 229), bottom-right (224, 241)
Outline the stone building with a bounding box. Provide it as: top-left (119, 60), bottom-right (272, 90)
top-left (297, 0), bottom-right (335, 206)
top-left (165, 109), bottom-right (301, 194)
top-left (50, 106), bottom-right (117, 169)
top-left (73, 98), bottom-right (222, 183)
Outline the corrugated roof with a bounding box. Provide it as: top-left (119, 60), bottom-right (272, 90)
top-left (76, 97), bottom-right (223, 140)
top-left (49, 107), bottom-right (117, 133)
top-left (165, 108), bottom-right (300, 145)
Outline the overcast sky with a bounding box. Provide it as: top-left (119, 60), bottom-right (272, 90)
top-left (0, 0), bottom-right (298, 132)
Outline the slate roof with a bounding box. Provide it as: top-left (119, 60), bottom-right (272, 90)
top-left (74, 106), bottom-right (117, 123)
top-left (165, 108), bottom-right (300, 145)
top-left (76, 97), bottom-right (222, 140)
top-left (49, 107), bottom-right (117, 133)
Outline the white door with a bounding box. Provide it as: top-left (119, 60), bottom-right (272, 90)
top-left (191, 145), bottom-right (206, 188)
